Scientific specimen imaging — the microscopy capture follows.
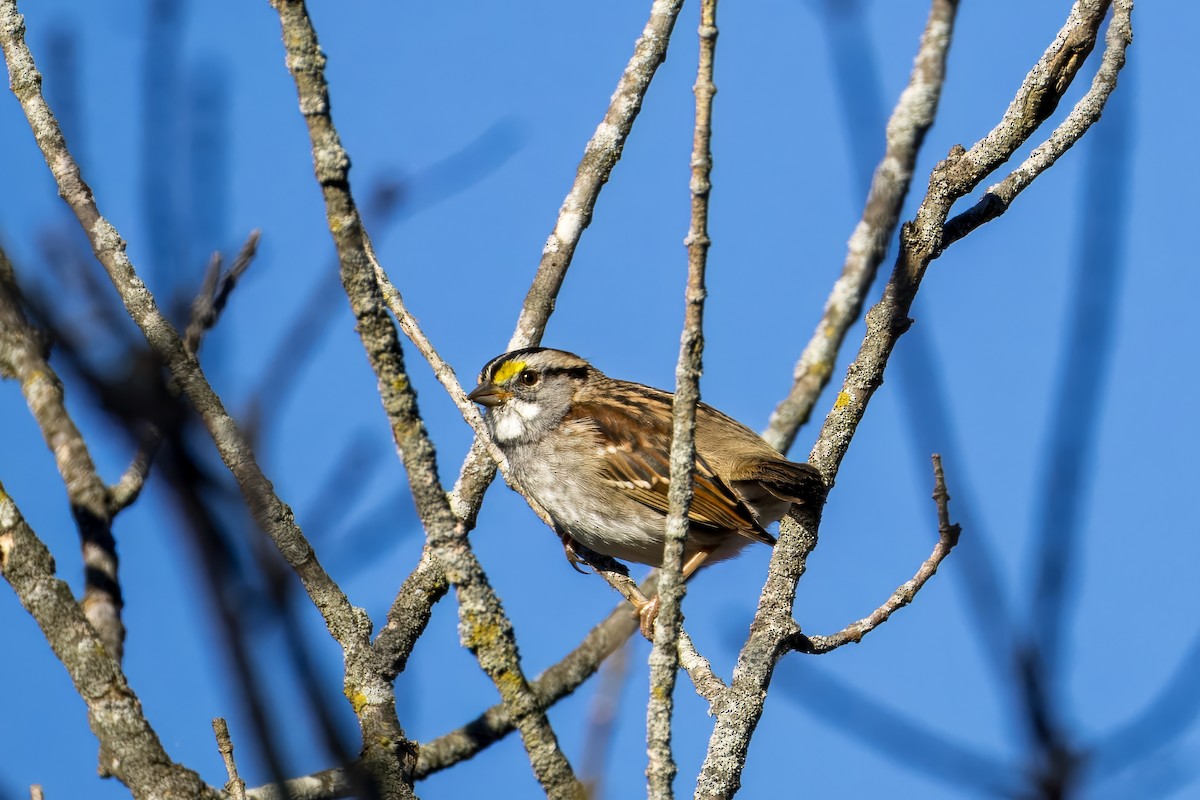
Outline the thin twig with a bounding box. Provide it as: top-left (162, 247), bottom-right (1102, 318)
top-left (212, 718), bottom-right (247, 800)
top-left (185, 230), bottom-right (261, 354)
top-left (677, 630), bottom-right (725, 703)
top-left (647, 2), bottom-right (718, 796)
top-left (762, 0), bottom-right (957, 455)
top-left (106, 423), bottom-right (162, 514)
top-left (368, 247), bottom-right (559, 532)
top-left (107, 229), bottom-right (262, 517)
top-left (449, 0), bottom-right (687, 532)
top-left (792, 454), bottom-right (961, 654)
top-left (378, 2), bottom-right (692, 784)
top-left (507, 0), bottom-right (686, 352)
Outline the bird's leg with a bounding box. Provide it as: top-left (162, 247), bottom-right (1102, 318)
top-left (637, 545), bottom-right (717, 640)
top-left (681, 546), bottom-right (718, 581)
top-left (559, 534), bottom-right (593, 574)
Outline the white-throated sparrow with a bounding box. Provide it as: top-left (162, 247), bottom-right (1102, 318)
top-left (468, 348), bottom-right (826, 630)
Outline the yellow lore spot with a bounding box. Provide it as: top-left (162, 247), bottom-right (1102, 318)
top-left (492, 360), bottom-right (527, 385)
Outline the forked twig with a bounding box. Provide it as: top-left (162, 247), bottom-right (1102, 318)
top-left (790, 454), bottom-right (961, 655)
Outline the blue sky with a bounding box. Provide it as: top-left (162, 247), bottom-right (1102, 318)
top-left (1, 2), bottom-right (1196, 798)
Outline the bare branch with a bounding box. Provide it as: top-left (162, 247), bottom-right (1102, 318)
top-left (450, 0), bottom-right (687, 532)
top-left (374, 546), bottom-right (448, 680)
top-left (0, 484), bottom-right (219, 799)
top-left (941, 0), bottom-right (1133, 248)
top-left (811, 0), bottom-right (1117, 483)
top-left (107, 229), bottom-right (261, 517)
top-left (416, 575), bottom-right (655, 778)
top-left (0, 244), bottom-right (125, 659)
top-left (508, 0), bottom-right (686, 352)
top-left (792, 454), bottom-right (961, 654)
top-left (696, 2), bottom-right (1128, 796)
top-left (106, 422), bottom-right (162, 514)
top-left (764, 0), bottom-right (958, 455)
top-left (648, 1), bottom-right (719, 794)
top-left (246, 768), bottom-right (352, 800)
top-left (2, 1), bottom-right (424, 793)
top-left (267, 1), bottom-right (579, 795)
top-left (677, 631), bottom-right (725, 703)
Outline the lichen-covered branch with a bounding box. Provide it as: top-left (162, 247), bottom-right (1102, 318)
top-left (3, 1), bottom-right (404, 793)
top-left (763, 0), bottom-right (958, 455)
top-left (695, 2), bottom-right (1127, 797)
top-left (647, 1), bottom-right (718, 795)
top-left (811, 0), bottom-right (1119, 481)
top-left (941, 0), bottom-right (1132, 248)
top-left (0, 245), bottom-right (126, 660)
top-left (267, 3), bottom-right (581, 796)
top-left (416, 582), bottom-right (649, 777)
top-left (0, 484), bottom-right (220, 800)
top-left (677, 631), bottom-right (725, 703)
top-left (507, 0), bottom-right (686, 352)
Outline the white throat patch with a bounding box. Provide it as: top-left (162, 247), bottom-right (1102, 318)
top-left (492, 399), bottom-right (542, 442)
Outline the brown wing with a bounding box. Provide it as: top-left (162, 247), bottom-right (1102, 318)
top-left (566, 392), bottom-right (775, 546)
top-left (732, 458), bottom-right (827, 506)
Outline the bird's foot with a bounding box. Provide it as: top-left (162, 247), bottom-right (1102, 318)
top-left (636, 596), bottom-right (660, 641)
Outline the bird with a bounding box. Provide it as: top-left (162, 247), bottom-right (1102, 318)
top-left (468, 347), bottom-right (826, 635)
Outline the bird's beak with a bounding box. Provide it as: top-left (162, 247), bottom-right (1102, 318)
top-left (467, 383), bottom-right (508, 407)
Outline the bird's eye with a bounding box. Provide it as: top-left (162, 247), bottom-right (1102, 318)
top-left (519, 369), bottom-right (540, 387)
